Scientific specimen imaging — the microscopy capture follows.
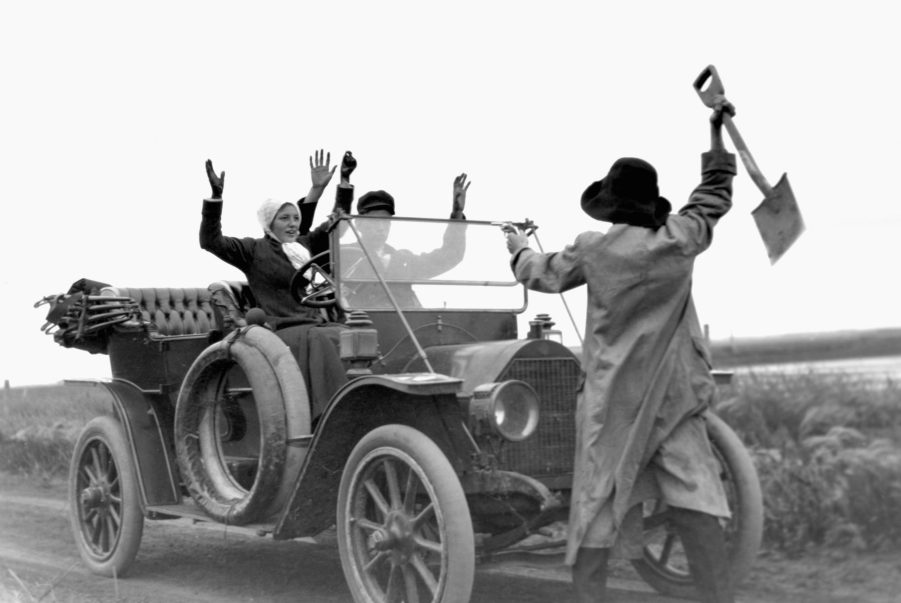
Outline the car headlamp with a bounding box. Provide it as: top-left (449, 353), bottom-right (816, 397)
top-left (470, 380), bottom-right (540, 442)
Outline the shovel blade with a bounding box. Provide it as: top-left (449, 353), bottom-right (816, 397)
top-left (751, 173), bottom-right (804, 264)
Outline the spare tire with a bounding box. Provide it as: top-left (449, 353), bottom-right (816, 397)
top-left (174, 325), bottom-right (310, 524)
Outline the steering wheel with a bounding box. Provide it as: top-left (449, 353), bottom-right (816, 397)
top-left (290, 251), bottom-right (338, 308)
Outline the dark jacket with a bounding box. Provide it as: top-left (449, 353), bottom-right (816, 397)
top-left (199, 187), bottom-right (353, 326)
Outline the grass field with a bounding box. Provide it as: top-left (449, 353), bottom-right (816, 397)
top-left (0, 382), bottom-right (113, 478)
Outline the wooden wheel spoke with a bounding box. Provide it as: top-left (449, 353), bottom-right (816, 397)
top-left (402, 466), bottom-right (419, 514)
top-left (410, 551), bottom-right (439, 594)
top-left (413, 534), bottom-right (443, 556)
top-left (385, 564), bottom-right (402, 603)
top-left (108, 503), bottom-right (122, 528)
top-left (354, 517), bottom-right (384, 534)
top-left (412, 502), bottom-right (435, 528)
top-left (363, 478), bottom-right (390, 518)
top-left (383, 459), bottom-right (402, 510)
top-left (105, 514), bottom-right (117, 546)
top-left (98, 444), bottom-right (111, 476)
top-left (89, 448), bottom-right (103, 480)
top-left (401, 563), bottom-right (422, 603)
top-left (363, 550), bottom-right (390, 573)
top-left (80, 462), bottom-right (97, 486)
top-left (100, 516), bottom-right (111, 551)
top-left (90, 514), bottom-right (103, 545)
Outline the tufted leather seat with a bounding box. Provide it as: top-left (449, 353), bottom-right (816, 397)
top-left (100, 286), bottom-right (216, 336)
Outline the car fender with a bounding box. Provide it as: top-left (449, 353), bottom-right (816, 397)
top-left (71, 378), bottom-right (181, 508)
top-left (273, 373), bottom-right (473, 539)
top-left (424, 338), bottom-right (579, 394)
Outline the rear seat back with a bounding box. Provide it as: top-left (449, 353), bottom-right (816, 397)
top-left (100, 287), bottom-right (215, 336)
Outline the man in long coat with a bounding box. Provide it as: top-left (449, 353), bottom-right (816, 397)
top-left (505, 98), bottom-right (737, 603)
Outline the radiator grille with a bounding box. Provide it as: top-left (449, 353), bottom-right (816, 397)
top-left (498, 357), bottom-right (580, 477)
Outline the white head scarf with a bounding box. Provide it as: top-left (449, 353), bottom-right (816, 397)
top-left (257, 199), bottom-right (311, 270)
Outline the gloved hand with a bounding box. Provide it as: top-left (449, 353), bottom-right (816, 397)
top-left (341, 151), bottom-right (357, 184)
top-left (452, 172), bottom-right (470, 219)
top-left (205, 159), bottom-right (225, 199)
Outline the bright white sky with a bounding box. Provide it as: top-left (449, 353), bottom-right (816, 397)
top-left (2, 2), bottom-right (899, 386)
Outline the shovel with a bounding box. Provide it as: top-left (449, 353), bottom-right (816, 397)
top-left (693, 65), bottom-right (804, 264)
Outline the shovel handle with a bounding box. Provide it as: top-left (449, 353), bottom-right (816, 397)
top-left (694, 65), bottom-right (773, 194)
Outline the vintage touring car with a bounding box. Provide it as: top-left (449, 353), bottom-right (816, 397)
top-left (37, 214), bottom-right (762, 602)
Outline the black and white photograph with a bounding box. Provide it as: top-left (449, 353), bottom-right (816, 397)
top-left (1, 2), bottom-right (899, 602)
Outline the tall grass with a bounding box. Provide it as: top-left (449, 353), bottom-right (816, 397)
top-left (4, 373), bottom-right (901, 553)
top-left (0, 383), bottom-right (112, 477)
top-left (717, 371), bottom-right (901, 554)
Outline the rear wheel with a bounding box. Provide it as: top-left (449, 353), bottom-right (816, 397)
top-left (338, 424), bottom-right (475, 603)
top-left (69, 416), bottom-right (144, 577)
top-left (631, 411), bottom-right (763, 598)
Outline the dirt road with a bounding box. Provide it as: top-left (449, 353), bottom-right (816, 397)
top-left (2, 476), bottom-right (896, 603)
top-left (0, 476), bottom-right (695, 603)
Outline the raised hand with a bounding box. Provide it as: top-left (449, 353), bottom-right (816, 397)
top-left (206, 159), bottom-right (225, 199)
top-left (452, 173), bottom-right (470, 219)
top-left (309, 149), bottom-right (336, 190)
top-left (710, 94), bottom-right (736, 127)
top-left (709, 95), bottom-right (735, 151)
top-left (340, 151), bottom-right (357, 183)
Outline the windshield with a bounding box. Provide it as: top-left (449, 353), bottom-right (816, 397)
top-left (333, 216), bottom-right (525, 311)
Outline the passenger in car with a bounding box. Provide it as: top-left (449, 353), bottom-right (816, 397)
top-left (199, 150), bottom-right (354, 422)
top-left (339, 172), bottom-right (471, 309)
top-left (504, 97), bottom-right (739, 603)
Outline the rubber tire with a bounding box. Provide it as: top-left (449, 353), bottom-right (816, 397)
top-left (337, 424), bottom-right (475, 603)
top-left (174, 325), bottom-right (310, 524)
top-left (69, 416), bottom-right (144, 577)
top-left (632, 411), bottom-right (763, 598)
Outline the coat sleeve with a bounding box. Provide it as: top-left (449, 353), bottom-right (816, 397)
top-left (301, 185), bottom-right (354, 257)
top-left (199, 199), bottom-right (255, 272)
top-left (669, 151), bottom-right (737, 254)
top-left (388, 221), bottom-right (467, 279)
top-left (510, 234), bottom-right (588, 294)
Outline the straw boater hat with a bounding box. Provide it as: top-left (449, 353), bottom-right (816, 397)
top-left (580, 157), bottom-right (672, 229)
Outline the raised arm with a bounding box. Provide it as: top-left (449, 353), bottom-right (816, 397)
top-left (671, 98), bottom-right (739, 253)
top-left (335, 151), bottom-right (356, 214)
top-left (200, 159), bottom-right (254, 271)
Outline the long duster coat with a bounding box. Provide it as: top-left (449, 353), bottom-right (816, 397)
top-left (510, 151), bottom-right (737, 563)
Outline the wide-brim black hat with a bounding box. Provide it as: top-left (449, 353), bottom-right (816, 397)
top-left (581, 157), bottom-right (671, 229)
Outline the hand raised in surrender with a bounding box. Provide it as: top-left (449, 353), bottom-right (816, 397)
top-left (309, 149), bottom-right (337, 190)
top-left (340, 151), bottom-right (357, 183)
top-left (452, 172), bottom-right (470, 219)
top-left (205, 159), bottom-right (225, 199)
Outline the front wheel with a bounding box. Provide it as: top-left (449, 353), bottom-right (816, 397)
top-left (632, 411), bottom-right (763, 598)
top-left (337, 424), bottom-right (475, 603)
top-left (69, 416), bottom-right (144, 577)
